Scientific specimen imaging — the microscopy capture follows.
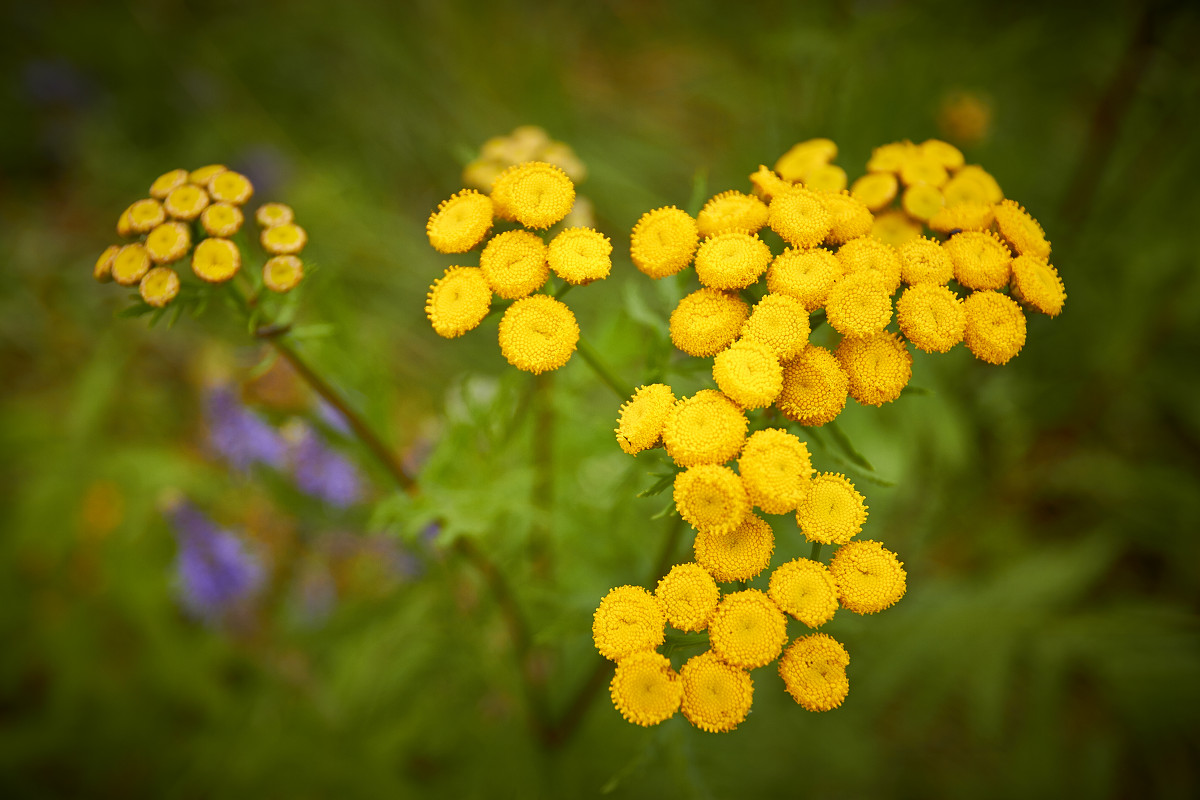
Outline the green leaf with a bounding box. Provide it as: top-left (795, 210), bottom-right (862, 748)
top-left (116, 303), bottom-right (155, 319)
top-left (826, 420), bottom-right (876, 472)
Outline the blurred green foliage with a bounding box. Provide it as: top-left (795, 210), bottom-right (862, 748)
top-left (2, 0), bottom-right (1199, 797)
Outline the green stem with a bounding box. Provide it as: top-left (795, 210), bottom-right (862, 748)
top-left (529, 372), bottom-right (555, 577)
top-left (576, 336), bottom-right (633, 400)
top-left (810, 541), bottom-right (823, 561)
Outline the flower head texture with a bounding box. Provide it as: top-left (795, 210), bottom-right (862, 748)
top-left (899, 152), bottom-right (949, 188)
top-left (712, 339), bottom-right (783, 410)
top-left (993, 199), bottom-right (1051, 259)
top-left (668, 288), bottom-right (750, 357)
top-left (261, 223), bottom-right (307, 256)
top-left (209, 170), bottom-right (254, 205)
top-left (630, 206), bottom-right (699, 278)
top-left (655, 562), bottom-right (720, 632)
top-left (737, 428), bottom-right (813, 515)
top-left (836, 331), bottom-right (913, 407)
top-left (673, 465), bottom-right (750, 535)
top-left (204, 386), bottom-right (288, 473)
top-left (778, 633), bottom-right (850, 712)
top-left (164, 184), bottom-right (209, 221)
top-left (497, 295), bottom-right (579, 374)
top-left (693, 512), bottom-right (774, 582)
top-left (610, 652), bottom-right (683, 727)
top-left (662, 390), bottom-right (748, 467)
top-left (766, 247), bottom-right (843, 312)
top-left (168, 501), bottom-right (264, 624)
top-left (850, 172), bottom-right (899, 211)
top-left (592, 585), bottom-right (667, 661)
top-left (263, 255), bottom-right (304, 293)
top-left (824, 271), bottom-right (893, 338)
top-left (188, 164), bottom-right (227, 187)
top-left (740, 293), bottom-right (810, 360)
top-left (1010, 254), bottom-right (1066, 317)
top-left (697, 190), bottom-right (769, 237)
top-left (901, 184), bottom-right (944, 222)
top-left (836, 236), bottom-right (902, 294)
top-left (288, 423), bottom-right (364, 508)
top-left (945, 230), bottom-right (1012, 291)
top-left (490, 161), bottom-right (575, 229)
top-left (479, 229), bottom-right (549, 300)
top-left (928, 201), bottom-right (994, 235)
top-left (694, 231), bottom-right (773, 290)
top-left (112, 243), bottom-right (151, 286)
top-left (192, 238), bottom-right (241, 283)
top-left (777, 346), bottom-right (849, 427)
top-left (896, 284), bottom-right (966, 353)
top-left (870, 209), bottom-right (923, 248)
top-left (426, 189), bottom-right (495, 253)
top-left (145, 222), bottom-right (191, 265)
top-left (547, 227), bottom-right (612, 285)
top-left (201, 203), bottom-right (244, 238)
top-left (425, 266), bottom-right (492, 338)
top-left (748, 165), bottom-right (792, 201)
top-left (774, 138), bottom-right (837, 182)
top-left (804, 164), bottom-right (848, 194)
top-left (829, 540), bottom-right (906, 614)
top-left (944, 165), bottom-right (1004, 206)
top-left (769, 559), bottom-right (838, 628)
top-left (708, 589), bottom-right (788, 669)
top-left (898, 236), bottom-right (953, 286)
top-left (615, 383), bottom-right (676, 455)
top-left (963, 290), bottom-right (1026, 365)
top-left (867, 140), bottom-right (917, 173)
top-left (125, 198), bottom-right (166, 233)
top-left (94, 245), bottom-right (118, 282)
top-left (796, 472), bottom-right (867, 545)
top-left (680, 651), bottom-right (754, 733)
top-left (139, 267), bottom-right (180, 308)
top-left (920, 138), bottom-right (965, 171)
top-left (256, 202), bottom-right (294, 228)
top-left (819, 190), bottom-right (874, 246)
top-left (150, 168), bottom-right (188, 199)
top-left (768, 187), bottom-right (832, 249)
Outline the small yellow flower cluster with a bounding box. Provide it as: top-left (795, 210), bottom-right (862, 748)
top-left (94, 165), bottom-right (306, 309)
top-left (424, 161), bottom-right (612, 374)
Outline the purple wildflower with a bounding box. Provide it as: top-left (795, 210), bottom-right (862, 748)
top-left (168, 502), bottom-right (264, 624)
top-left (205, 386), bottom-right (288, 473)
top-left (289, 423), bottom-right (364, 508)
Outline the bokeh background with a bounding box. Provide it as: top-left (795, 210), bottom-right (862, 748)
top-left (3, 0), bottom-right (1199, 797)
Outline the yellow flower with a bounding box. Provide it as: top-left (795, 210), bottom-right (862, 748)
top-left (490, 161), bottom-right (575, 229)
top-left (866, 140), bottom-right (917, 174)
top-left (144, 221), bottom-right (191, 265)
top-left (993, 199), bottom-right (1051, 260)
top-left (655, 563), bottom-right (720, 632)
top-left (123, 198), bottom-right (166, 234)
top-left (850, 172), bottom-right (898, 211)
top-left (630, 206), bottom-right (700, 278)
top-left (547, 227), bottom-right (611, 285)
top-left (191, 238), bottom-right (241, 283)
top-left (673, 465), bottom-right (750, 535)
top-left (748, 165), bottom-right (792, 202)
top-left (778, 633), bottom-right (850, 712)
top-left (709, 589), bottom-right (788, 669)
top-left (694, 232), bottom-right (773, 290)
top-left (479, 229), bottom-right (549, 300)
top-left (1010, 254), bottom-right (1066, 317)
top-left (928, 201), bottom-right (995, 235)
top-left (117, 208), bottom-right (134, 238)
top-left (896, 284), bottom-right (966, 353)
top-left (712, 339), bottom-right (783, 410)
top-left (188, 164), bottom-right (226, 186)
top-left (592, 585), bottom-right (666, 661)
top-left (819, 190), bottom-right (874, 246)
top-left (870, 209), bottom-right (922, 247)
top-left (261, 222), bottom-right (308, 256)
top-left (663, 390), bottom-right (748, 467)
top-left (901, 184), bottom-right (945, 222)
top-left (138, 266), bottom-right (180, 308)
top-left (149, 168), bottom-right (188, 200)
top-left (200, 203), bottom-right (244, 238)
top-left (111, 243), bottom-right (151, 286)
top-left (766, 247), bottom-right (842, 312)
top-left (209, 170), bottom-right (254, 205)
top-left (615, 383), bottom-right (676, 455)
top-left (696, 190), bottom-right (768, 237)
top-left (804, 163), bottom-right (848, 193)
top-left (829, 540), bottom-right (906, 614)
top-left (693, 512), bottom-right (774, 582)
top-left (775, 138), bottom-right (837, 182)
top-left (680, 651), bottom-right (754, 733)
top-left (919, 138), bottom-right (965, 171)
top-left (897, 236), bottom-right (953, 286)
top-left (796, 472), bottom-right (867, 545)
top-left (425, 267), bottom-right (491, 338)
top-left (497, 294), bottom-right (579, 374)
top-left (163, 184), bottom-right (210, 221)
top-left (740, 293), bottom-right (810, 360)
top-left (255, 202), bottom-right (295, 228)
top-left (945, 230), bottom-right (1012, 291)
top-left (263, 255), bottom-right (304, 293)
top-left (768, 187), bottom-right (831, 249)
top-left (963, 290), bottom-right (1026, 365)
top-left (824, 271), bottom-right (893, 338)
top-left (777, 346), bottom-right (849, 427)
top-left (426, 189), bottom-right (495, 254)
top-left (769, 560), bottom-right (838, 628)
top-left (610, 652), bottom-right (683, 727)
top-left (94, 245), bottom-right (119, 283)
top-left (837, 331), bottom-right (912, 407)
top-left (836, 236), bottom-right (902, 294)
top-left (943, 165), bottom-right (1003, 206)
top-left (669, 288), bottom-right (749, 357)
top-left (737, 428), bottom-right (813, 515)
top-left (898, 153), bottom-right (949, 188)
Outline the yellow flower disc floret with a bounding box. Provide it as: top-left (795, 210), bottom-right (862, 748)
top-left (836, 236), bottom-right (902, 293)
top-left (200, 203), bottom-right (244, 238)
top-left (896, 284), bottom-right (966, 353)
top-left (149, 168), bottom-right (188, 200)
top-left (547, 227), bottom-right (612, 285)
top-left (712, 340), bottom-right (783, 410)
top-left (263, 255), bottom-right (304, 293)
top-left (898, 153), bottom-right (949, 188)
top-left (124, 198), bottom-right (166, 234)
top-left (669, 288), bottom-right (749, 358)
top-left (680, 651), bottom-right (754, 733)
top-left (824, 271), bottom-right (893, 338)
top-left (708, 589), bottom-right (788, 670)
top-left (836, 331), bottom-right (913, 407)
top-left (777, 346), bottom-right (849, 427)
top-left (901, 184), bottom-right (945, 222)
top-left (94, 245), bottom-right (119, 282)
top-left (490, 161), bottom-right (575, 229)
top-left (928, 201), bottom-right (995, 235)
top-left (188, 164), bottom-right (226, 187)
top-left (208, 170), bottom-right (254, 205)
top-left (1009, 254), bottom-right (1066, 317)
top-left (944, 165), bottom-right (1003, 206)
top-left (737, 428), bottom-right (813, 515)
top-left (655, 563), bottom-right (720, 632)
top-left (111, 243), bottom-right (151, 286)
top-left (768, 187), bottom-right (832, 249)
top-left (775, 138), bottom-right (837, 182)
top-left (796, 472), bottom-right (867, 546)
top-left (829, 540), bottom-right (907, 614)
top-left (255, 202), bottom-right (294, 228)
top-left (631, 206), bottom-right (700, 279)
top-left (610, 651), bottom-right (683, 727)
top-left (138, 266), bottom-right (180, 308)
top-left (479, 229), bottom-right (549, 300)
top-left (261, 223), bottom-right (308, 256)
top-left (693, 512), bottom-right (774, 582)
top-left (767, 248), bottom-right (843, 312)
top-left (697, 190), bottom-right (769, 237)
top-left (662, 390), bottom-right (748, 467)
top-left (850, 172), bottom-right (898, 211)
top-left (749, 165), bottom-right (792, 202)
top-left (993, 199), bottom-right (1051, 259)
top-left (426, 266), bottom-right (492, 339)
top-left (592, 585), bottom-right (667, 661)
top-left (804, 164), bottom-right (848, 194)
top-left (163, 184), bottom-right (209, 221)
top-left (962, 290), bottom-right (1026, 365)
top-left (867, 140), bottom-right (917, 173)
top-left (694, 232), bottom-right (773, 290)
top-left (819, 190), bottom-right (874, 246)
top-left (497, 295), bottom-right (579, 374)
top-left (740, 293), bottom-right (810, 360)
top-left (769, 560), bottom-right (838, 628)
top-left (615, 383), bottom-right (676, 455)
top-left (778, 633), bottom-right (850, 712)
top-left (870, 209), bottom-right (923, 248)
top-left (898, 236), bottom-right (953, 286)
top-left (426, 189), bottom-right (495, 254)
top-left (944, 230), bottom-right (1012, 291)
top-left (144, 221), bottom-right (191, 265)
top-left (673, 465), bottom-right (750, 535)
top-left (191, 238), bottom-right (241, 283)
top-left (919, 138), bottom-right (965, 171)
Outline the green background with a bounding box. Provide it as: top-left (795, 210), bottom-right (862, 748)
top-left (2, 0), bottom-right (1198, 797)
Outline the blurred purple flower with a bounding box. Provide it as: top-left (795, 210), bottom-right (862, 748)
top-left (205, 386), bottom-right (288, 473)
top-left (168, 502), bottom-right (264, 624)
top-left (289, 423), bottom-right (364, 508)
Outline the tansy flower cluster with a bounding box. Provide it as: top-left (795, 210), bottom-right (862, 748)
top-left (94, 165), bottom-right (307, 309)
top-left (424, 160), bottom-right (612, 374)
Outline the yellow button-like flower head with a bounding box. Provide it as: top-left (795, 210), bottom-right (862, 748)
top-left (662, 390), bottom-right (748, 467)
top-left (655, 562), bottom-right (720, 632)
top-left (592, 585), bottom-right (666, 661)
top-left (164, 184), bottom-right (209, 221)
top-left (673, 465), bottom-right (749, 535)
top-left (610, 651), bottom-right (683, 727)
top-left (897, 236), bottom-right (953, 286)
top-left (263, 255), bottom-right (304, 293)
top-left (425, 266), bottom-right (493, 338)
top-left (261, 222), bottom-right (308, 256)
top-left (138, 266), bottom-right (180, 308)
top-left (749, 165), bottom-right (793, 202)
top-left (479, 229), bottom-right (549, 300)
top-left (740, 293), bottom-right (810, 360)
top-left (693, 512), bottom-right (774, 582)
top-left (188, 164), bottom-right (226, 187)
top-left (631, 206), bottom-right (700, 278)
top-left (200, 203), bottom-right (244, 238)
top-left (919, 138), bottom-right (965, 170)
top-left (111, 243), bottom-right (151, 286)
top-left (694, 232), bottom-right (773, 290)
top-left (615, 383), bottom-right (676, 455)
top-left (796, 472), bottom-right (867, 545)
top-left (737, 428), bottom-right (813, 515)
top-left (497, 294), bottom-right (579, 374)
top-left (124, 198), bottom-right (166, 234)
top-left (850, 172), bottom-right (898, 211)
top-left (945, 230), bottom-right (1012, 291)
top-left (426, 189), bottom-right (495, 254)
top-left (944, 165), bottom-right (1003, 206)
top-left (824, 271), bottom-right (893, 338)
top-left (896, 284), bottom-right (966, 353)
top-left (836, 331), bottom-right (913, 407)
top-left (804, 164), bottom-right (848, 193)
top-left (94, 245), bottom-right (119, 282)
top-left (491, 161), bottom-right (575, 229)
top-left (768, 187), bottom-right (832, 249)
top-left (866, 140), bottom-right (917, 174)
top-left (669, 288), bottom-right (749, 357)
top-left (898, 153), bottom-right (950, 188)
top-left (993, 199), bottom-right (1051, 259)
top-left (709, 589), bottom-right (788, 669)
top-left (769, 559), bottom-right (838, 628)
top-left (766, 247), bottom-right (842, 312)
top-left (255, 202), bottom-right (295, 228)
top-left (149, 168), bottom-right (188, 200)
top-left (901, 183), bottom-right (945, 222)
top-left (192, 238), bottom-right (241, 283)
top-left (829, 540), bottom-right (906, 614)
top-left (928, 201), bottom-right (995, 235)
top-left (777, 346), bottom-right (849, 427)
top-left (712, 339), bottom-right (783, 410)
top-left (870, 209), bottom-right (923, 247)
top-left (1010, 254), bottom-right (1066, 317)
top-left (697, 190), bottom-right (768, 238)
top-left (836, 236), bottom-right (902, 294)
top-left (547, 227), bottom-right (612, 285)
top-left (819, 190), bottom-right (874, 246)
top-left (209, 170), bottom-right (254, 205)
top-left (963, 290), bottom-right (1026, 365)
top-left (775, 138), bottom-right (838, 182)
top-left (778, 633), bottom-right (850, 711)
top-left (680, 651), bottom-right (754, 733)
top-left (144, 221), bottom-right (191, 265)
